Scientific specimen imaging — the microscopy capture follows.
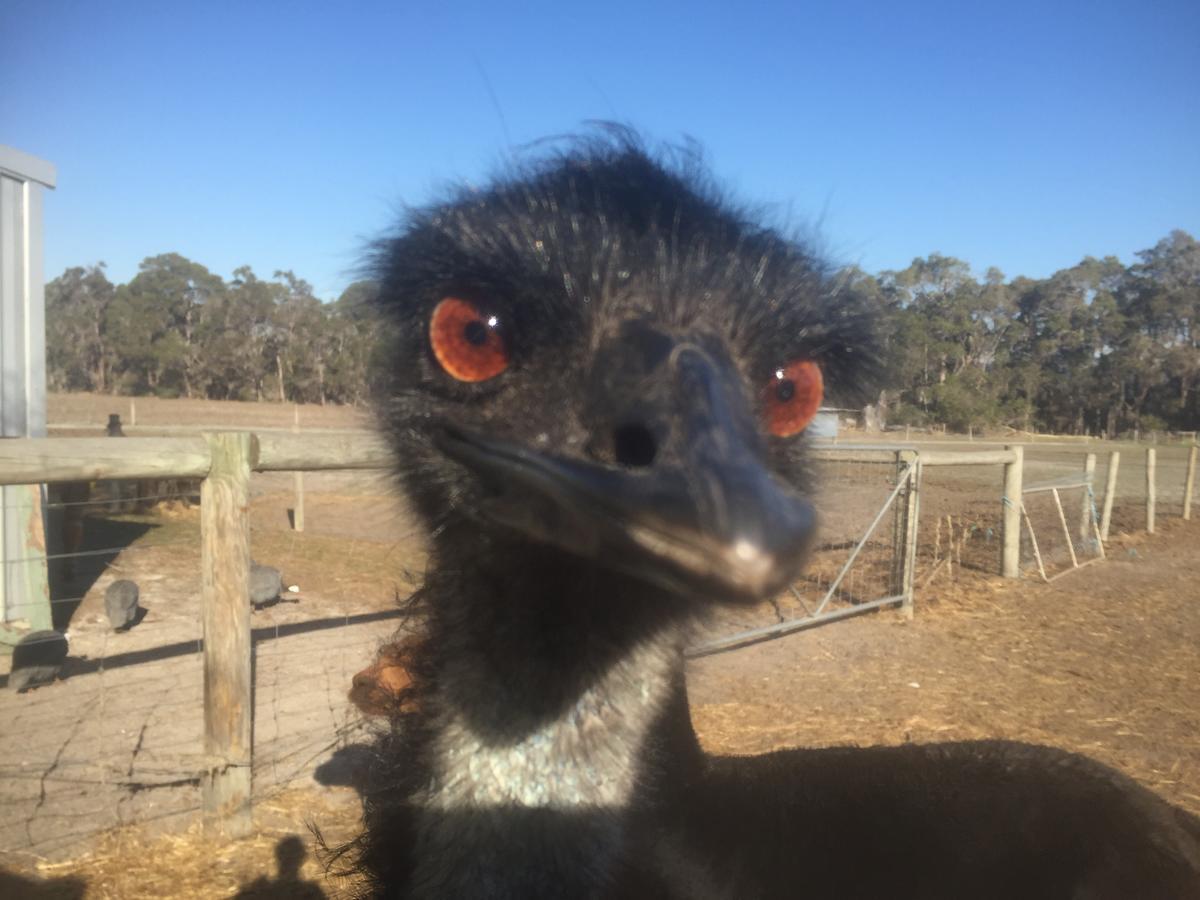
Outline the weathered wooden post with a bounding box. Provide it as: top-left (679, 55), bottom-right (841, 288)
top-left (1080, 452), bottom-right (1096, 544)
top-left (201, 432), bottom-right (256, 836)
top-left (1002, 445), bottom-right (1023, 578)
top-left (1184, 444), bottom-right (1197, 521)
top-left (1100, 450), bottom-right (1120, 541)
top-left (1146, 447), bottom-right (1156, 534)
top-left (0, 146), bottom-right (56, 646)
top-left (900, 453), bottom-right (920, 620)
top-left (291, 404), bottom-right (305, 532)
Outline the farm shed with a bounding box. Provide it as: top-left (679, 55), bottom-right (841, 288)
top-left (809, 409), bottom-right (839, 439)
top-left (0, 145), bottom-right (56, 644)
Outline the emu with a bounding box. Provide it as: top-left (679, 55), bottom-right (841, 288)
top-left (348, 136), bottom-right (1200, 898)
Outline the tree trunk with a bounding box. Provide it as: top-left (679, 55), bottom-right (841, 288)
top-left (276, 354), bottom-right (286, 403)
top-left (183, 308), bottom-right (194, 399)
top-left (93, 327), bottom-right (108, 391)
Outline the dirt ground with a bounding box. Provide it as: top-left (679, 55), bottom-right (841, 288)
top-left (1, 395), bottom-right (1197, 897)
top-left (691, 518), bottom-right (1200, 798)
top-left (3, 518), bottom-right (1197, 898)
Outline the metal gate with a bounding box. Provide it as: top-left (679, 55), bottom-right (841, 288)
top-left (1020, 471), bottom-right (1105, 582)
top-left (687, 449), bottom-right (920, 658)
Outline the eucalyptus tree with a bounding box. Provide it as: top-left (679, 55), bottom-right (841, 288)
top-left (45, 264), bottom-right (116, 392)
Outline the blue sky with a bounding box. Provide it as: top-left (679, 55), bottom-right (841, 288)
top-left (3, 0), bottom-right (1197, 300)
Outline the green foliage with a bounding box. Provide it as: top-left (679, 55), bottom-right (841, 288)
top-left (855, 231), bottom-right (1199, 434)
top-left (45, 258), bottom-right (388, 406)
top-left (45, 264), bottom-right (116, 392)
top-left (887, 401), bottom-right (932, 427)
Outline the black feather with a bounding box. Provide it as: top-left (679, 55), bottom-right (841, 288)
top-left (335, 134), bottom-right (1200, 900)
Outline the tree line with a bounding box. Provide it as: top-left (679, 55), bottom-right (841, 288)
top-left (46, 255), bottom-right (384, 406)
top-left (46, 230), bottom-right (1199, 434)
top-left (852, 229), bottom-right (1198, 435)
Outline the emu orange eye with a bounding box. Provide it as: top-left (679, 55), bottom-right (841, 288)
top-left (763, 360), bottom-right (823, 437)
top-left (429, 297), bottom-right (510, 382)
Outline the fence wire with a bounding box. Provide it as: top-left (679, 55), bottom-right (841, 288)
top-left (1020, 484), bottom-right (1104, 580)
top-left (1, 438), bottom-right (1195, 860)
top-left (0, 471), bottom-right (414, 861)
top-left (914, 466), bottom-right (1005, 586)
top-left (690, 455), bottom-right (912, 656)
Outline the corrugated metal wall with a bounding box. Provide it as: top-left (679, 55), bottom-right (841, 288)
top-left (0, 146), bottom-right (56, 636)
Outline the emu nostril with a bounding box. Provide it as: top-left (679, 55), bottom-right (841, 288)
top-left (613, 424), bottom-right (657, 468)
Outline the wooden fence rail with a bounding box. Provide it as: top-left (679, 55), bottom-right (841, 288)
top-left (0, 432), bottom-right (390, 835)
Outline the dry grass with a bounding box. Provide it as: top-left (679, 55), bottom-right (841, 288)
top-left (6, 396), bottom-right (1193, 895)
top-left (7, 789), bottom-right (366, 899)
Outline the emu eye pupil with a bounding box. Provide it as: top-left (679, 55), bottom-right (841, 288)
top-left (776, 380), bottom-right (796, 403)
top-left (430, 297), bottom-right (510, 382)
top-left (463, 320), bottom-right (489, 346)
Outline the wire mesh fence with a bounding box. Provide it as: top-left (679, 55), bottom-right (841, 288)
top-left (0, 469), bottom-right (418, 860)
top-left (244, 468), bottom-right (422, 800)
top-left (913, 465), bottom-right (1005, 586)
top-left (690, 452), bottom-right (916, 656)
top-left (0, 483), bottom-right (207, 858)
top-left (1, 431), bottom-right (1196, 858)
top-left (1019, 483), bottom-right (1104, 581)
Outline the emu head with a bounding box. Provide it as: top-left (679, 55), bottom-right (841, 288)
top-left (373, 140), bottom-right (873, 608)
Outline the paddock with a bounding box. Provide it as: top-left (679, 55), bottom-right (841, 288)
top-left (0, 396), bottom-right (1196, 896)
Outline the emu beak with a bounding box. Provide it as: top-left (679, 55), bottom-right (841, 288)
top-left (436, 348), bottom-right (816, 604)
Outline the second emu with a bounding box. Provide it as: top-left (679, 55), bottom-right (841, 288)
top-left (348, 136), bottom-right (1200, 898)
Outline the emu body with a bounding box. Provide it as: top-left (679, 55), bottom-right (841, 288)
top-left (355, 137), bottom-right (1200, 898)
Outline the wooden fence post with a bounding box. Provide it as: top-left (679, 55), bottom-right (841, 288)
top-left (900, 454), bottom-right (920, 620)
top-left (1184, 444), bottom-right (1197, 521)
top-left (1146, 447), bottom-right (1156, 534)
top-left (201, 432), bottom-right (256, 836)
top-left (897, 451), bottom-right (921, 619)
top-left (890, 451), bottom-right (904, 595)
top-left (1080, 452), bottom-right (1096, 544)
top-left (1100, 450), bottom-right (1120, 541)
top-left (292, 405), bottom-right (305, 532)
top-left (1002, 445), bottom-right (1023, 578)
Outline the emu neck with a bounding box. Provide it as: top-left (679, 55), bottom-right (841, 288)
top-left (421, 533), bottom-right (699, 811)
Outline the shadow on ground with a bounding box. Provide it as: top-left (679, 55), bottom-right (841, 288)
top-left (314, 743), bottom-right (376, 796)
top-left (49, 515), bottom-right (160, 630)
top-left (0, 868), bottom-right (86, 899)
top-left (233, 835), bottom-right (327, 899)
top-left (0, 609), bottom-right (404, 689)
